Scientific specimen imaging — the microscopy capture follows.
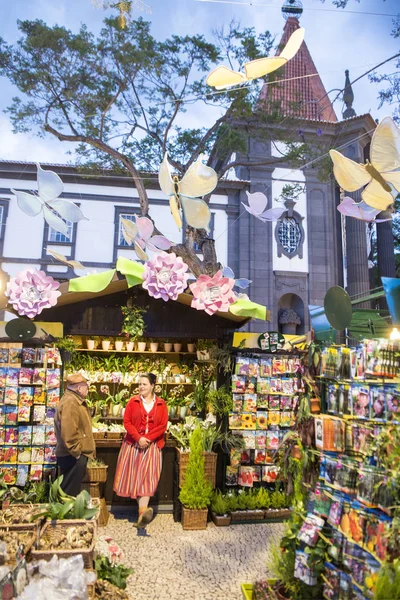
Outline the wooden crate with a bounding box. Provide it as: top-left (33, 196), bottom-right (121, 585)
top-left (177, 450), bottom-right (217, 488)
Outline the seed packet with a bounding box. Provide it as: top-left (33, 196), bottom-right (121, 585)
top-left (0, 368), bottom-right (7, 387)
top-left (46, 388), bottom-right (60, 406)
top-left (225, 466), bottom-right (238, 486)
top-left (230, 449), bottom-right (241, 468)
top-left (357, 466), bottom-right (380, 508)
top-left (252, 466), bottom-right (261, 483)
top-left (4, 405), bottom-right (17, 425)
top-left (313, 484), bottom-right (332, 518)
top-left (0, 406), bottom-right (4, 426)
top-left (241, 413), bottom-right (256, 430)
top-left (280, 396), bottom-right (292, 410)
top-left (2, 465), bottom-right (17, 484)
top-left (364, 516), bottom-right (379, 557)
top-left (231, 376), bottom-right (246, 393)
top-left (272, 358), bottom-right (285, 375)
top-left (363, 558), bottom-right (380, 597)
top-left (268, 412), bottom-right (280, 427)
top-left (369, 386), bottom-right (386, 420)
top-left (29, 464), bottom-right (43, 481)
top-left (3, 446), bottom-right (18, 463)
top-left (17, 404), bottom-right (30, 423)
top-left (44, 446), bottom-right (57, 463)
top-left (335, 458), bottom-right (358, 495)
top-left (281, 378), bottom-right (294, 395)
top-left (257, 378), bottom-right (269, 394)
top-left (298, 513), bottom-right (325, 547)
top-left (327, 383), bottom-right (339, 415)
top-left (266, 430), bottom-right (279, 450)
top-left (45, 406), bottom-right (56, 424)
top-left (244, 377), bottom-right (256, 394)
top-left (43, 465), bottom-right (57, 480)
top-left (328, 498), bottom-right (343, 527)
top-left (352, 385), bottom-right (370, 419)
top-left (243, 394), bottom-right (257, 412)
top-left (352, 585), bottom-right (369, 600)
top-left (32, 425), bottom-right (46, 446)
top-left (238, 466), bottom-right (254, 487)
top-left (4, 388), bottom-right (18, 405)
top-left (235, 356), bottom-right (250, 375)
top-left (46, 368), bottom-right (60, 389)
top-left (259, 358), bottom-right (272, 377)
top-left (323, 562), bottom-right (341, 600)
top-left (376, 518), bottom-right (390, 561)
top-left (294, 550), bottom-right (317, 586)
top-left (268, 395), bottom-right (280, 410)
top-left (0, 349), bottom-right (8, 364)
top-left (254, 449), bottom-right (267, 464)
top-left (35, 348), bottom-right (47, 364)
top-left (338, 384), bottom-right (352, 416)
top-left (32, 368), bottom-right (46, 385)
top-left (18, 447), bottom-right (31, 464)
top-left (248, 360), bottom-right (259, 378)
top-left (228, 413), bottom-right (243, 430)
top-left (9, 348), bottom-right (22, 364)
top-left (4, 427), bottom-right (18, 445)
top-left (269, 378), bottom-right (281, 393)
top-left (262, 465), bottom-right (279, 483)
top-left (323, 456), bottom-right (337, 486)
top-left (255, 431), bottom-right (267, 449)
top-left (6, 368), bottom-right (19, 387)
top-left (31, 447), bottom-right (44, 464)
top-left (256, 412), bottom-right (268, 430)
top-left (19, 387), bottom-right (33, 406)
top-left (240, 449), bottom-right (251, 464)
top-left (18, 426), bottom-right (32, 446)
top-left (16, 464), bottom-right (29, 487)
top-left (33, 387), bottom-right (46, 404)
top-left (32, 404), bottom-right (46, 423)
top-left (257, 394), bottom-right (269, 409)
top-left (18, 368), bottom-right (33, 385)
top-left (21, 348), bottom-right (36, 365)
top-left (385, 386), bottom-right (400, 422)
top-left (241, 430), bottom-right (256, 449)
top-left (280, 412), bottom-right (292, 427)
top-left (232, 395), bottom-right (243, 413)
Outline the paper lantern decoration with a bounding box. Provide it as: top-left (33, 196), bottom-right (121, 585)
top-left (11, 164), bottom-right (87, 235)
top-left (158, 153), bottom-right (217, 231)
top-left (121, 216), bottom-right (173, 261)
top-left (190, 270), bottom-right (236, 315)
top-left (330, 117), bottom-right (400, 211)
top-left (337, 196), bottom-right (393, 223)
top-left (5, 269), bottom-right (61, 318)
top-left (242, 191), bottom-right (286, 223)
top-left (142, 252), bottom-right (190, 301)
top-left (207, 27), bottom-right (305, 90)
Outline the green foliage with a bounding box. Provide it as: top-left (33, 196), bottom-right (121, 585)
top-left (210, 490), bottom-right (229, 516)
top-left (255, 487), bottom-right (271, 510)
top-left (55, 336), bottom-right (79, 355)
top-left (374, 560), bottom-right (400, 600)
top-left (179, 425), bottom-right (212, 510)
top-left (95, 555), bottom-right (133, 590)
top-left (35, 477), bottom-right (99, 521)
top-left (207, 386), bottom-right (233, 417)
top-left (226, 492), bottom-right (239, 512)
top-left (237, 490), bottom-right (249, 510)
top-left (121, 305), bottom-right (147, 342)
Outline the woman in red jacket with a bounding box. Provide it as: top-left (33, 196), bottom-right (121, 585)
top-left (113, 373), bottom-right (168, 527)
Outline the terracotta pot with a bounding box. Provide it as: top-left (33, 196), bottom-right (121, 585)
top-left (174, 343), bottom-right (182, 352)
top-left (115, 341), bottom-right (124, 351)
top-left (291, 445), bottom-right (302, 460)
top-left (150, 342), bottom-right (159, 353)
top-left (187, 343), bottom-right (195, 353)
top-left (164, 343), bottom-right (173, 352)
top-left (125, 342), bottom-right (134, 352)
top-left (86, 340), bottom-right (95, 350)
top-left (137, 342), bottom-right (147, 352)
top-left (101, 341), bottom-right (111, 351)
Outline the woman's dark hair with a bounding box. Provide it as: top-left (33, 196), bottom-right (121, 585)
top-left (140, 372), bottom-right (157, 386)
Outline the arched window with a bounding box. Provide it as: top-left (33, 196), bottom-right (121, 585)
top-left (277, 217), bottom-right (302, 255)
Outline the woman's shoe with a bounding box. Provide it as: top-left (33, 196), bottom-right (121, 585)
top-left (137, 507), bottom-right (153, 527)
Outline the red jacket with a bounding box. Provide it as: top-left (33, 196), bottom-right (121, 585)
top-left (123, 395), bottom-right (168, 449)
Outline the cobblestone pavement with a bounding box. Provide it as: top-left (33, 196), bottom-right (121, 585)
top-left (102, 512), bottom-right (284, 600)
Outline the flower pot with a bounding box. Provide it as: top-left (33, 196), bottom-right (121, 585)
top-left (137, 342), bottom-right (147, 352)
top-left (211, 511), bottom-right (231, 527)
top-left (180, 406), bottom-right (188, 419)
top-left (115, 341), bottom-right (124, 351)
top-left (181, 506), bottom-right (208, 530)
top-left (101, 407), bottom-right (109, 418)
top-left (121, 407), bottom-right (126, 417)
top-left (164, 343), bottom-right (173, 352)
top-left (187, 343), bottom-right (195, 353)
top-left (89, 407), bottom-right (96, 417)
top-left (169, 406), bottom-right (177, 419)
top-left (180, 374), bottom-right (186, 383)
top-left (175, 375), bottom-right (181, 384)
top-left (173, 343), bottom-right (182, 352)
top-left (101, 341), bottom-right (111, 351)
top-left (112, 404), bottom-right (122, 416)
top-left (197, 350), bottom-right (210, 361)
top-left (125, 341), bottom-right (134, 352)
top-left (86, 340), bottom-right (95, 350)
top-left (281, 323), bottom-right (297, 335)
top-left (150, 342), bottom-right (159, 353)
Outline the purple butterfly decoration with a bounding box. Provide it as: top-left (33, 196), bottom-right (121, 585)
top-left (121, 216), bottom-right (173, 261)
top-left (337, 196), bottom-right (393, 223)
top-left (242, 191), bottom-right (286, 222)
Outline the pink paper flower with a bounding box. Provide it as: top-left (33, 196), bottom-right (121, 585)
top-left (5, 269), bottom-right (61, 318)
top-left (143, 252), bottom-right (190, 302)
top-left (190, 270), bottom-right (236, 315)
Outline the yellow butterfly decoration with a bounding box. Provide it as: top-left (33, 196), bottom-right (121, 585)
top-left (329, 116), bottom-right (400, 211)
top-left (206, 27), bottom-right (305, 90)
top-left (158, 153), bottom-right (218, 231)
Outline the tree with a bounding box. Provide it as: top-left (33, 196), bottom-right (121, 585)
top-left (0, 17), bottom-right (307, 276)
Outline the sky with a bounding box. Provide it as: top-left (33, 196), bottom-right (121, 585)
top-left (0, 0), bottom-right (398, 165)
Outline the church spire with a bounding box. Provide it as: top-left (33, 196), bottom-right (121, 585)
top-left (342, 70), bottom-right (356, 119)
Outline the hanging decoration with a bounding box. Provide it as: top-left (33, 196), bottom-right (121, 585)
top-left (142, 252), bottom-right (190, 302)
top-left (190, 270), bottom-right (236, 315)
top-left (121, 216), bottom-right (173, 261)
top-left (206, 27), bottom-right (305, 90)
top-left (158, 153), bottom-right (218, 231)
top-left (329, 116), bottom-right (400, 211)
top-left (241, 191), bottom-right (286, 223)
top-left (90, 1), bottom-right (152, 28)
top-left (5, 269), bottom-right (61, 319)
top-left (11, 164), bottom-right (87, 236)
top-left (222, 266), bottom-right (252, 290)
top-left (337, 196), bottom-right (393, 223)
top-left (46, 249), bottom-right (86, 272)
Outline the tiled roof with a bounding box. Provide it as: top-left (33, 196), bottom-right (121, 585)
top-left (259, 17), bottom-right (337, 123)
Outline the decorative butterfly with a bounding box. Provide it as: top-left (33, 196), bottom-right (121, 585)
top-left (11, 164), bottom-right (87, 235)
top-left (46, 248), bottom-right (86, 272)
top-left (207, 27), bottom-right (305, 90)
top-left (222, 266), bottom-right (252, 290)
top-left (337, 196), bottom-right (393, 223)
top-left (330, 116), bottom-right (400, 211)
top-left (242, 191), bottom-right (286, 222)
top-left (158, 153), bottom-right (218, 231)
top-left (121, 216), bottom-right (173, 261)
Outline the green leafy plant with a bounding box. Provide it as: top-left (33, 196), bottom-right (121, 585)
top-left (226, 492), bottom-right (239, 512)
top-left (211, 490), bottom-right (229, 516)
top-left (374, 559), bottom-right (400, 600)
top-left (236, 490), bottom-right (249, 511)
top-left (121, 305), bottom-right (147, 342)
top-left (256, 487), bottom-right (271, 510)
top-left (106, 389), bottom-right (130, 406)
top-left (179, 425), bottom-right (212, 510)
top-left (197, 339), bottom-right (216, 352)
top-left (95, 555), bottom-right (133, 590)
top-left (55, 336), bottom-right (79, 355)
top-left (33, 477), bottom-right (99, 521)
top-left (214, 344), bottom-right (235, 375)
top-left (207, 386), bottom-right (233, 417)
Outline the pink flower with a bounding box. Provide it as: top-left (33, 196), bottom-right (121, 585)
top-left (143, 252), bottom-right (190, 302)
top-left (5, 269), bottom-right (61, 319)
top-left (190, 270), bottom-right (236, 315)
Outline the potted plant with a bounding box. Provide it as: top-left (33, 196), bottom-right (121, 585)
top-left (86, 337), bottom-right (95, 350)
top-left (121, 305), bottom-right (147, 349)
top-left (196, 339), bottom-right (216, 361)
top-left (211, 490), bottom-right (231, 526)
top-left (179, 393), bottom-right (193, 419)
top-left (114, 337), bottom-right (124, 352)
top-left (149, 339), bottom-right (159, 353)
top-left (101, 337), bottom-right (111, 351)
top-left (187, 340), bottom-right (195, 353)
top-left (208, 386), bottom-right (233, 418)
top-left (137, 339), bottom-right (147, 352)
top-left (173, 340), bottom-right (182, 352)
top-left (278, 309), bottom-right (301, 335)
top-left (125, 339), bottom-right (134, 352)
top-left (55, 336), bottom-right (79, 362)
top-left (97, 399), bottom-right (109, 418)
top-left (107, 389), bottom-right (130, 417)
top-left (164, 339), bottom-right (173, 352)
top-left (179, 425), bottom-right (212, 530)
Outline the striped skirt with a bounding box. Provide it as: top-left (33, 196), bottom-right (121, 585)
top-left (113, 441), bottom-right (162, 499)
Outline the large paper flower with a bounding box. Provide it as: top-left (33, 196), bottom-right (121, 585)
top-left (5, 269), bottom-right (61, 318)
top-left (142, 252), bottom-right (190, 302)
top-left (190, 270), bottom-right (236, 315)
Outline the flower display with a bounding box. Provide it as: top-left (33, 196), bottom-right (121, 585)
top-left (190, 270), bottom-right (236, 315)
top-left (5, 268), bottom-right (61, 318)
top-left (142, 252), bottom-right (190, 302)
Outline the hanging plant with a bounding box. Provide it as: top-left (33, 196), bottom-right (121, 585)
top-left (120, 305), bottom-right (147, 342)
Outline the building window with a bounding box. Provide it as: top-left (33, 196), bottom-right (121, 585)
top-left (0, 206), bottom-right (4, 240)
top-left (118, 213), bottom-right (137, 247)
top-left (48, 221), bottom-right (73, 243)
top-left (277, 217), bottom-right (302, 255)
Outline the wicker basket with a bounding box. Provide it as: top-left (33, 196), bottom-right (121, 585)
top-left (177, 450), bottom-right (217, 488)
top-left (86, 569), bottom-right (97, 600)
top-left (106, 432), bottom-right (124, 440)
top-left (31, 520), bottom-right (97, 568)
top-left (0, 527), bottom-right (36, 564)
top-left (181, 506), bottom-right (208, 530)
top-left (0, 504), bottom-right (46, 528)
top-left (82, 465), bottom-right (108, 483)
top-left (93, 431), bottom-right (107, 441)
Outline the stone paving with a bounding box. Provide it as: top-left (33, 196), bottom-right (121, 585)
top-left (102, 512), bottom-right (284, 600)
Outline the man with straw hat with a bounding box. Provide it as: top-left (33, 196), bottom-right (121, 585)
top-left (54, 373), bottom-right (96, 496)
